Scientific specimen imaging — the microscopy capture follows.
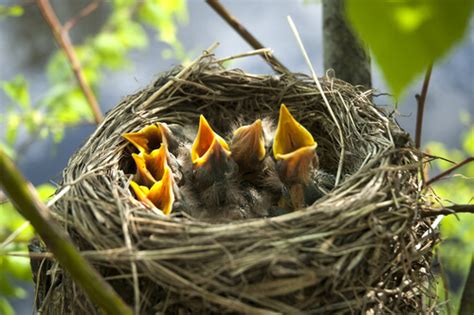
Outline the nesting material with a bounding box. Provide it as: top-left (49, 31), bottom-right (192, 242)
top-left (35, 49), bottom-right (438, 314)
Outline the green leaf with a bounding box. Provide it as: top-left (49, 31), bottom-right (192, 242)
top-left (0, 5), bottom-right (24, 17)
top-left (0, 297), bottom-right (14, 315)
top-left (346, 0), bottom-right (474, 97)
top-left (463, 126), bottom-right (474, 156)
top-left (36, 183), bottom-right (56, 201)
top-left (5, 113), bottom-right (20, 145)
top-left (1, 75), bottom-right (31, 109)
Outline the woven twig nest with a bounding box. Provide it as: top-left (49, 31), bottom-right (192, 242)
top-left (35, 50), bottom-right (437, 314)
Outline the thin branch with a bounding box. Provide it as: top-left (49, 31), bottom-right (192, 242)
top-left (415, 64), bottom-right (433, 148)
top-left (206, 0), bottom-right (288, 73)
top-left (36, 0), bottom-right (103, 124)
top-left (0, 150), bottom-right (131, 315)
top-left (63, 0), bottom-right (101, 33)
top-left (424, 156), bottom-right (474, 187)
top-left (421, 204), bottom-right (474, 217)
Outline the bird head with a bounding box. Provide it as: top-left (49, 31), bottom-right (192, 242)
top-left (191, 115), bottom-right (235, 187)
top-left (123, 123), bottom-right (175, 153)
top-left (230, 119), bottom-right (266, 173)
top-left (132, 143), bottom-right (168, 187)
top-left (130, 165), bottom-right (175, 215)
top-left (273, 104), bottom-right (318, 185)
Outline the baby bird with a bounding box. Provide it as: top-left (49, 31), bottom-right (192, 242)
top-left (131, 143), bottom-right (168, 187)
top-left (130, 164), bottom-right (175, 215)
top-left (123, 122), bottom-right (186, 185)
top-left (273, 104), bottom-right (322, 210)
top-left (123, 122), bottom-right (179, 154)
top-left (128, 143), bottom-right (175, 214)
top-left (230, 118), bottom-right (280, 217)
top-left (180, 115), bottom-right (251, 221)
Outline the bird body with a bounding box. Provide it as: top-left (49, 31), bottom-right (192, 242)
top-left (273, 104), bottom-right (321, 210)
top-left (123, 104), bottom-right (334, 219)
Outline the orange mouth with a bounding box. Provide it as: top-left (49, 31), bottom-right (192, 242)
top-left (130, 165), bottom-right (175, 215)
top-left (273, 104), bottom-right (317, 183)
top-left (132, 144), bottom-right (168, 187)
top-left (191, 115), bottom-right (231, 168)
top-left (123, 123), bottom-right (173, 153)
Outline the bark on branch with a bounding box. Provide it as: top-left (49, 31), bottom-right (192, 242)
top-left (206, 0), bottom-right (288, 73)
top-left (36, 0), bottom-right (103, 124)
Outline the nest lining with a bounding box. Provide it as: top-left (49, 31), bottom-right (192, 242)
top-left (35, 52), bottom-right (437, 314)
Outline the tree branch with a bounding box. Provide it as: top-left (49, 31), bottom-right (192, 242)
top-left (0, 150), bottom-right (131, 315)
top-left (424, 156), bottom-right (474, 187)
top-left (205, 0), bottom-right (288, 73)
top-left (421, 204), bottom-right (474, 217)
top-left (63, 0), bottom-right (101, 33)
top-left (415, 64), bottom-right (433, 148)
top-left (36, 0), bottom-right (103, 124)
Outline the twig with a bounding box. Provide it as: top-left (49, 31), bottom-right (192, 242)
top-left (415, 64), bottom-right (433, 148)
top-left (36, 0), bottom-right (103, 124)
top-left (206, 0), bottom-right (288, 73)
top-left (287, 16), bottom-right (345, 187)
top-left (424, 156), bottom-right (474, 187)
top-left (0, 150), bottom-right (132, 315)
top-left (0, 221), bottom-right (30, 250)
top-left (215, 48), bottom-right (273, 64)
top-left (63, 0), bottom-right (101, 33)
top-left (421, 204), bottom-right (474, 217)
top-left (141, 42), bottom-right (219, 109)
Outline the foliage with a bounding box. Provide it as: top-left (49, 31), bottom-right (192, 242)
top-left (0, 0), bottom-right (188, 161)
top-left (0, 184), bottom-right (55, 315)
top-left (346, 0), bottom-right (474, 98)
top-left (427, 116), bottom-right (474, 314)
top-left (0, 5), bottom-right (23, 18)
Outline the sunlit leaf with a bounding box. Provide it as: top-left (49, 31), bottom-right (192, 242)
top-left (1, 75), bottom-right (31, 109)
top-left (0, 5), bottom-right (24, 17)
top-left (346, 0), bottom-right (474, 98)
top-left (0, 297), bottom-right (14, 315)
top-left (5, 113), bottom-right (20, 145)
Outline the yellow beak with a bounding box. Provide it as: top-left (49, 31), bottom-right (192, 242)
top-left (273, 104), bottom-right (317, 183)
top-left (123, 123), bottom-right (172, 153)
top-left (230, 119), bottom-right (266, 171)
top-left (191, 115), bottom-right (231, 168)
top-left (130, 165), bottom-right (175, 215)
top-left (132, 143), bottom-right (168, 187)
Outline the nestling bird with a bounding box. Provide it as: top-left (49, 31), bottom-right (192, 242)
top-left (175, 115), bottom-right (255, 221)
top-left (230, 118), bottom-right (280, 217)
top-left (273, 104), bottom-right (322, 210)
top-left (123, 122), bottom-right (179, 154)
top-left (230, 119), bottom-right (266, 174)
top-left (131, 143), bottom-right (168, 187)
top-left (130, 164), bottom-right (175, 215)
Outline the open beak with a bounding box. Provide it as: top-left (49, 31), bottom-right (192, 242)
top-left (123, 123), bottom-right (173, 153)
top-left (130, 165), bottom-right (175, 215)
top-left (230, 119), bottom-right (266, 171)
top-left (132, 143), bottom-right (168, 186)
top-left (191, 115), bottom-right (231, 171)
top-left (273, 104), bottom-right (317, 184)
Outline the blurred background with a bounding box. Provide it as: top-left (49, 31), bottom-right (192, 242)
top-left (0, 0), bottom-right (472, 314)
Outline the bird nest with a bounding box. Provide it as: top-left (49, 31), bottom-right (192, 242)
top-left (35, 49), bottom-right (438, 314)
